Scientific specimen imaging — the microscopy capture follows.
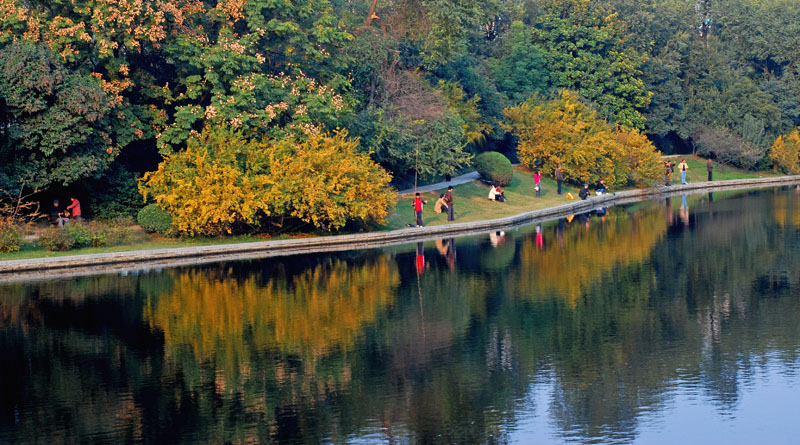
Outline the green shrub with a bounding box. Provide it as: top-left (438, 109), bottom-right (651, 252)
top-left (40, 225), bottom-right (81, 251)
top-left (137, 204), bottom-right (173, 234)
top-left (38, 220), bottom-right (143, 251)
top-left (0, 222), bottom-right (23, 253)
top-left (473, 151), bottom-right (514, 186)
top-left (38, 224), bottom-right (106, 251)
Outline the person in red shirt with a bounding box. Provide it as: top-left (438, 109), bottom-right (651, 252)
top-left (67, 197), bottom-right (82, 222)
top-left (494, 185), bottom-right (506, 202)
top-left (413, 192), bottom-right (428, 227)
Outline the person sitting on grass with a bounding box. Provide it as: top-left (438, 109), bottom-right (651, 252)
top-left (49, 200), bottom-right (69, 227)
top-left (494, 185), bottom-right (506, 202)
top-left (488, 184), bottom-right (497, 201)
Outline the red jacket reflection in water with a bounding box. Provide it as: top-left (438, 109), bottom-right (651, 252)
top-left (416, 242), bottom-right (425, 274)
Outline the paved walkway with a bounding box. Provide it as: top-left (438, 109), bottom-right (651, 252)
top-left (397, 171), bottom-right (481, 195)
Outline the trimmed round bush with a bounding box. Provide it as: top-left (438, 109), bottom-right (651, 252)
top-left (473, 151), bottom-right (513, 186)
top-left (137, 203), bottom-right (173, 234)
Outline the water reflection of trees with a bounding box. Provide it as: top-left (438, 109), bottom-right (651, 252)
top-left (145, 256), bottom-right (399, 368)
top-left (3, 192), bottom-right (800, 443)
top-left (510, 206), bottom-right (668, 306)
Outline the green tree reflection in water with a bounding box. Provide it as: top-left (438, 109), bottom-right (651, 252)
top-left (2, 189), bottom-right (800, 443)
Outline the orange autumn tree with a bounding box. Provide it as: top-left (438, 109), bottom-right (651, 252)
top-left (503, 90), bottom-right (662, 188)
top-left (139, 125), bottom-right (395, 235)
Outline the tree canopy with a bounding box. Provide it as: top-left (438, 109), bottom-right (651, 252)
top-left (2, 0), bottom-right (800, 229)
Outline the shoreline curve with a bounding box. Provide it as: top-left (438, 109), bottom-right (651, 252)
top-left (2, 175), bottom-right (799, 281)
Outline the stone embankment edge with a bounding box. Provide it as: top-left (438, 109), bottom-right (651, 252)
top-left (2, 175), bottom-right (799, 279)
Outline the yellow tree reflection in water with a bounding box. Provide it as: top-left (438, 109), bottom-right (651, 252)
top-left (144, 257), bottom-right (400, 374)
top-left (512, 207), bottom-right (668, 306)
top-left (772, 188), bottom-right (800, 228)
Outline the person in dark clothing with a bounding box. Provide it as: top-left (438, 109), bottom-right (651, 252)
top-left (665, 161), bottom-right (673, 186)
top-left (413, 192), bottom-right (427, 226)
top-left (595, 179), bottom-right (607, 195)
top-left (444, 186), bottom-right (454, 221)
top-left (707, 159), bottom-right (713, 181)
top-left (49, 200), bottom-right (69, 227)
top-left (49, 200), bottom-right (60, 222)
top-left (555, 164), bottom-right (563, 194)
top-left (579, 184), bottom-right (590, 200)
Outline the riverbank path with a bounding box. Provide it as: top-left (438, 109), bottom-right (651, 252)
top-left (397, 171), bottom-right (480, 195)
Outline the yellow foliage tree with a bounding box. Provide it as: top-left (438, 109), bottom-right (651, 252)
top-left (770, 129), bottom-right (800, 174)
top-left (139, 126), bottom-right (396, 235)
top-left (503, 90), bottom-right (662, 187)
top-left (613, 126), bottom-right (664, 186)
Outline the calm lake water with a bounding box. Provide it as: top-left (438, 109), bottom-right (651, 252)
top-left (2, 187), bottom-right (800, 444)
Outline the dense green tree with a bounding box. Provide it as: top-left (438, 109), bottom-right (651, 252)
top-left (0, 40), bottom-right (113, 191)
top-left (487, 20), bottom-right (550, 105)
top-left (531, 0), bottom-right (651, 129)
top-left (2, 0), bottom-right (800, 219)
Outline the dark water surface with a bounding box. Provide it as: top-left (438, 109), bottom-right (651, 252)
top-left (3, 188), bottom-right (800, 444)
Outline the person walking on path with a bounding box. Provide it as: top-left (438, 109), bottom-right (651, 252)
top-left (413, 192), bottom-right (427, 227)
top-left (534, 170), bottom-right (542, 196)
top-left (555, 164), bottom-right (563, 194)
top-left (444, 186), bottom-right (455, 221)
top-left (707, 159), bottom-right (713, 181)
top-left (678, 159), bottom-right (689, 184)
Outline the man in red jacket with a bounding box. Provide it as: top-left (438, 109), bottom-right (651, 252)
top-left (413, 192), bottom-right (428, 227)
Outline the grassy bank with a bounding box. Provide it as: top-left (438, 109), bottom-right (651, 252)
top-left (663, 156), bottom-right (779, 183)
top-left (0, 156), bottom-right (777, 261)
top-left (383, 167), bottom-right (582, 230)
top-left (382, 155), bottom-right (776, 230)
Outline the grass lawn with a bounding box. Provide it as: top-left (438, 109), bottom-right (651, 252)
top-left (663, 155), bottom-right (778, 183)
top-left (382, 167), bottom-right (583, 230)
top-left (383, 156), bottom-right (772, 231)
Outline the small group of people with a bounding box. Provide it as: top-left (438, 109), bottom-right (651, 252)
top-left (413, 157), bottom-right (715, 227)
top-left (49, 197), bottom-right (81, 227)
top-left (665, 158), bottom-right (712, 185)
top-left (578, 180), bottom-right (608, 200)
top-left (488, 184), bottom-right (506, 202)
top-left (413, 186), bottom-right (454, 226)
